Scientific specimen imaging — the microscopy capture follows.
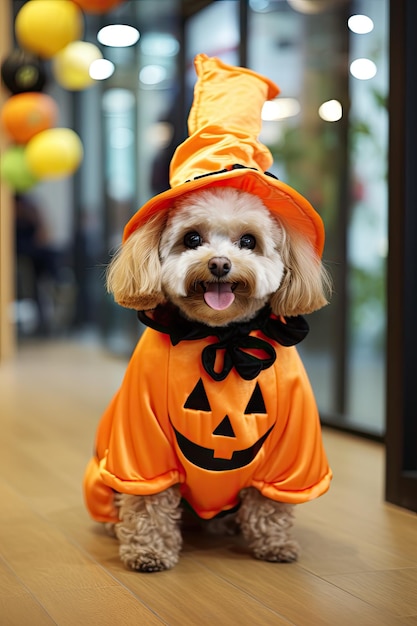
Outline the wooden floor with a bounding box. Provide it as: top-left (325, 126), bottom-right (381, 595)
top-left (0, 339), bottom-right (416, 626)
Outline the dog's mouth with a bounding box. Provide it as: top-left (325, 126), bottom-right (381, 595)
top-left (201, 282), bottom-right (237, 311)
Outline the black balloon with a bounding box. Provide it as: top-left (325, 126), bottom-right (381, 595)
top-left (1, 49), bottom-right (47, 94)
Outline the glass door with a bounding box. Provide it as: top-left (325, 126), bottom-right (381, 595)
top-left (245, 0), bottom-right (388, 437)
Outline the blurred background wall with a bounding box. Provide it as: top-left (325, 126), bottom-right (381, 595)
top-left (0, 0), bottom-right (390, 438)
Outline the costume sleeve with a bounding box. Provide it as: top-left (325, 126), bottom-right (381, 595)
top-left (252, 346), bottom-right (332, 504)
top-left (83, 329), bottom-right (182, 523)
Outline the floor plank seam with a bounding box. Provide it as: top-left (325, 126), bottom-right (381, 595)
top-left (0, 552), bottom-right (60, 626)
top-left (56, 529), bottom-right (171, 625)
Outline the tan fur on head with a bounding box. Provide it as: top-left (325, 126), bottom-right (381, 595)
top-left (270, 223), bottom-right (332, 317)
top-left (106, 187), bottom-right (331, 323)
top-left (106, 211), bottom-right (167, 310)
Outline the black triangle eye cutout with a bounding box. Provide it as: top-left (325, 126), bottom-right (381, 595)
top-left (244, 382), bottom-right (267, 414)
top-left (184, 378), bottom-right (211, 411)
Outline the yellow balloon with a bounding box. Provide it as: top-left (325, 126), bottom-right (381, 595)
top-left (25, 128), bottom-right (83, 179)
top-left (15, 0), bottom-right (83, 59)
top-left (53, 41), bottom-right (103, 90)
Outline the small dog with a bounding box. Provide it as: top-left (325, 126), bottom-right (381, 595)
top-left (84, 53), bottom-right (332, 573)
top-left (85, 185), bottom-right (331, 572)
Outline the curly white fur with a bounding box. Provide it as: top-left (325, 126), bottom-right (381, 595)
top-left (104, 187), bottom-right (330, 571)
top-left (115, 487), bottom-right (183, 572)
top-left (237, 488), bottom-right (299, 562)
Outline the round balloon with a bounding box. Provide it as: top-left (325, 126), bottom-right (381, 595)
top-left (1, 93), bottom-right (58, 144)
top-left (73, 0), bottom-right (125, 13)
top-left (53, 41), bottom-right (103, 90)
top-left (0, 146), bottom-right (39, 192)
top-left (15, 0), bottom-right (83, 59)
top-left (25, 128), bottom-right (83, 179)
top-left (1, 49), bottom-right (47, 94)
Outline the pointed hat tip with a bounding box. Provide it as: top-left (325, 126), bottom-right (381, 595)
top-left (170, 54), bottom-right (280, 187)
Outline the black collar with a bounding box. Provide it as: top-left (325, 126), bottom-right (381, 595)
top-left (137, 305), bottom-right (309, 381)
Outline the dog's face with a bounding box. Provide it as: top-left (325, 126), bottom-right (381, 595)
top-left (106, 186), bottom-right (330, 325)
top-left (159, 188), bottom-right (285, 326)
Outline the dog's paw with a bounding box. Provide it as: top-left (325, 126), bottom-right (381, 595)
top-left (120, 547), bottom-right (179, 573)
top-left (252, 539), bottom-right (300, 563)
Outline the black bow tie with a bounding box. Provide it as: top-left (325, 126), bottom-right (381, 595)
top-left (137, 305), bottom-right (309, 381)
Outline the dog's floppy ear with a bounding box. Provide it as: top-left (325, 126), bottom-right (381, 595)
top-left (270, 226), bottom-right (332, 317)
top-left (106, 211), bottom-right (167, 310)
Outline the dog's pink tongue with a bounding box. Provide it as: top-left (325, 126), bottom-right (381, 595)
top-left (204, 283), bottom-right (235, 310)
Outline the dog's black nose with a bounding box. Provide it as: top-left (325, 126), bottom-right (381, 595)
top-left (208, 256), bottom-right (231, 277)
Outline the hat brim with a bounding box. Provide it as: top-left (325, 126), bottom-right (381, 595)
top-left (123, 168), bottom-right (325, 257)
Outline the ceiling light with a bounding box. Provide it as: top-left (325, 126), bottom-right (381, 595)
top-left (287, 0), bottom-right (339, 14)
top-left (102, 88), bottom-right (135, 114)
top-left (89, 58), bottom-right (115, 80)
top-left (348, 14), bottom-right (374, 34)
top-left (139, 65), bottom-right (167, 86)
top-left (350, 58), bottom-right (377, 80)
top-left (262, 98), bottom-right (300, 121)
top-left (97, 25), bottom-right (140, 48)
top-left (318, 99), bottom-right (342, 122)
top-left (140, 33), bottom-right (179, 57)
top-left (249, 0), bottom-right (270, 11)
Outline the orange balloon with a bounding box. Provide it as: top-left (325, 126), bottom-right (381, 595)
top-left (73, 0), bottom-right (125, 13)
top-left (0, 93), bottom-right (58, 144)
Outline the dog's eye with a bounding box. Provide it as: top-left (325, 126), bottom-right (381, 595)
top-left (239, 234), bottom-right (256, 250)
top-left (184, 231), bottom-right (203, 249)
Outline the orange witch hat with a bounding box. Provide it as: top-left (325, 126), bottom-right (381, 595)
top-left (123, 53), bottom-right (325, 256)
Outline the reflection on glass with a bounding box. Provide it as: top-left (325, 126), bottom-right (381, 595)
top-left (102, 88), bottom-right (136, 243)
top-left (347, 0), bottom-right (388, 435)
top-left (186, 0), bottom-right (239, 69)
top-left (72, 0), bottom-right (388, 433)
top-left (248, 0), bottom-right (388, 436)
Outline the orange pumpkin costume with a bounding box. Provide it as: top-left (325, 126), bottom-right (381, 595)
top-left (83, 54), bottom-right (332, 523)
top-left (84, 307), bottom-right (331, 522)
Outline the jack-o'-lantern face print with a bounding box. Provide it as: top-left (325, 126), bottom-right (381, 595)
top-left (169, 376), bottom-right (276, 471)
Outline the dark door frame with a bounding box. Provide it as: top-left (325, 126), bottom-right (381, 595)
top-left (385, 0), bottom-right (417, 513)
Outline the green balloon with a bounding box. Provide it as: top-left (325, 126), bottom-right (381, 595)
top-left (0, 145), bottom-right (38, 191)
